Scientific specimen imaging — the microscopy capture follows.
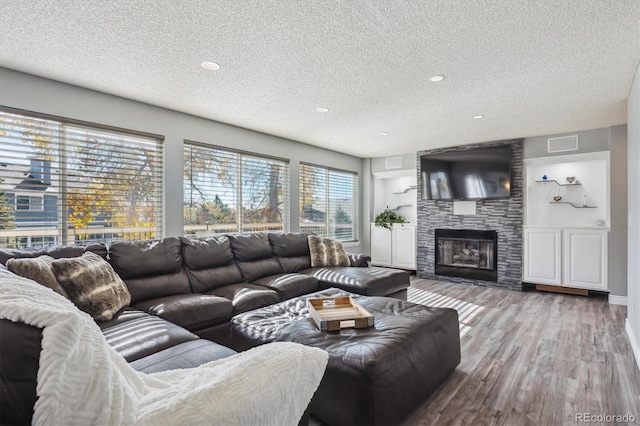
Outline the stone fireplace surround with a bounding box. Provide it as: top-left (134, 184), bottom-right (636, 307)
top-left (416, 139), bottom-right (523, 291)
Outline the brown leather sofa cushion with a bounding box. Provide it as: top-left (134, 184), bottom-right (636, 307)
top-left (207, 283), bottom-right (280, 314)
top-left (302, 266), bottom-right (410, 296)
top-left (268, 232), bottom-right (312, 272)
top-left (228, 234), bottom-right (283, 282)
top-left (98, 308), bottom-right (198, 362)
top-left (109, 238), bottom-right (191, 304)
top-left (180, 236), bottom-right (244, 292)
top-left (133, 294), bottom-right (233, 332)
top-left (252, 273), bottom-right (318, 300)
top-left (130, 340), bottom-right (237, 374)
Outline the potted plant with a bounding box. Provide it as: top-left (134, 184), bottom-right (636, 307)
top-left (374, 208), bottom-right (407, 230)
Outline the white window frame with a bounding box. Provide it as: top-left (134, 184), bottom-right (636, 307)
top-left (15, 194), bottom-right (44, 211)
top-left (299, 163), bottom-right (359, 242)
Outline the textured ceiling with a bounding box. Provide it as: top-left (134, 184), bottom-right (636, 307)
top-left (0, 1), bottom-right (638, 158)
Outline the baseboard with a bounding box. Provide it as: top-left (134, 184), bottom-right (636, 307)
top-left (535, 284), bottom-right (588, 296)
top-left (609, 295), bottom-right (628, 305)
top-left (626, 319), bottom-right (640, 372)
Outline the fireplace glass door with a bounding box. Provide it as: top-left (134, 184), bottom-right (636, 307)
top-left (434, 229), bottom-right (498, 281)
top-left (437, 238), bottom-right (494, 270)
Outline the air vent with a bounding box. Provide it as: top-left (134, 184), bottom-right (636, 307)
top-left (385, 156), bottom-right (403, 169)
top-left (547, 135), bottom-right (578, 153)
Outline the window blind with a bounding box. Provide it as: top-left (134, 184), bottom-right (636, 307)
top-left (183, 141), bottom-right (289, 236)
top-left (0, 109), bottom-right (164, 248)
top-left (299, 163), bottom-right (358, 242)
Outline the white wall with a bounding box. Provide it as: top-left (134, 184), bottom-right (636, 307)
top-left (627, 61), bottom-right (640, 365)
top-left (370, 153), bottom-right (417, 174)
top-left (610, 125), bottom-right (628, 299)
top-left (0, 68), bottom-right (366, 251)
top-left (523, 128), bottom-right (610, 158)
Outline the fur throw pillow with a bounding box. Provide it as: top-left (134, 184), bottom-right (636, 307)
top-left (51, 252), bottom-right (131, 321)
top-left (308, 235), bottom-right (350, 267)
top-left (6, 255), bottom-right (70, 299)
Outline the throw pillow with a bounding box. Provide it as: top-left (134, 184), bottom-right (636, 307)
top-left (6, 255), bottom-right (70, 299)
top-left (51, 251), bottom-right (131, 321)
top-left (308, 235), bottom-right (350, 268)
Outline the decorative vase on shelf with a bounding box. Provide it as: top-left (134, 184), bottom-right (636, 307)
top-left (542, 175), bottom-right (548, 180)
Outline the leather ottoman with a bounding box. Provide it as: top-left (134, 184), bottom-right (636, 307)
top-left (230, 288), bottom-right (461, 426)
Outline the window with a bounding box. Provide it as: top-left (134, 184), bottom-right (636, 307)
top-left (15, 195), bottom-right (44, 211)
top-left (299, 163), bottom-right (358, 242)
top-left (183, 141), bottom-right (289, 235)
top-left (0, 109), bottom-right (164, 248)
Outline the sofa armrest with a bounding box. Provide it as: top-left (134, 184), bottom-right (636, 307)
top-left (0, 319), bottom-right (43, 426)
top-left (347, 253), bottom-right (371, 267)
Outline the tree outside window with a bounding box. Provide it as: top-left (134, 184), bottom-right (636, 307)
top-left (183, 142), bottom-right (289, 235)
top-left (0, 110), bottom-right (163, 248)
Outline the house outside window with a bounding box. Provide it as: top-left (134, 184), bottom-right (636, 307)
top-left (0, 109), bottom-right (164, 249)
top-left (183, 141), bottom-right (289, 236)
top-left (299, 163), bottom-right (358, 242)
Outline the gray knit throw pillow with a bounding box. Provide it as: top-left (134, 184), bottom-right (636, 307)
top-left (52, 251), bottom-right (131, 321)
top-left (308, 235), bottom-right (350, 268)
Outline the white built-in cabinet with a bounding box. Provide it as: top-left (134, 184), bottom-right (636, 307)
top-left (562, 228), bottom-right (608, 290)
top-left (523, 227), bottom-right (608, 291)
top-left (523, 151), bottom-right (610, 292)
top-left (523, 228), bottom-right (562, 285)
top-left (391, 224), bottom-right (417, 269)
top-left (370, 224), bottom-right (392, 266)
top-left (370, 223), bottom-right (417, 270)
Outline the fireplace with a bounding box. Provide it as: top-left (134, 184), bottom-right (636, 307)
top-left (435, 229), bottom-right (498, 282)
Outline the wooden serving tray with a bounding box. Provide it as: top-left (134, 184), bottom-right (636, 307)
top-left (307, 296), bottom-right (374, 332)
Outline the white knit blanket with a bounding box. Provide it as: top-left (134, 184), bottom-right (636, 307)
top-left (0, 273), bottom-right (328, 425)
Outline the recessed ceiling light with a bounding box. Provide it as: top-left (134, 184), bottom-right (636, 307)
top-left (201, 61), bottom-right (220, 71)
top-left (429, 75), bottom-right (445, 82)
top-left (380, 132), bottom-right (389, 136)
top-left (316, 107), bottom-right (329, 113)
top-left (473, 115), bottom-right (484, 119)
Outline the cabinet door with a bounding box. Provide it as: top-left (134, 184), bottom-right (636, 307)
top-left (523, 228), bottom-right (562, 285)
top-left (370, 224), bottom-right (392, 266)
top-left (563, 229), bottom-right (608, 291)
top-left (392, 224), bottom-right (416, 269)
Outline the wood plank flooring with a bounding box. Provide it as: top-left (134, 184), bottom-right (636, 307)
top-left (401, 277), bottom-right (640, 426)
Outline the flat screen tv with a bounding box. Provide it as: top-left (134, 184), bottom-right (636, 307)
top-left (420, 145), bottom-right (511, 200)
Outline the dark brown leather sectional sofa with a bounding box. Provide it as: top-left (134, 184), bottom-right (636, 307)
top-left (0, 232), bottom-right (410, 424)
